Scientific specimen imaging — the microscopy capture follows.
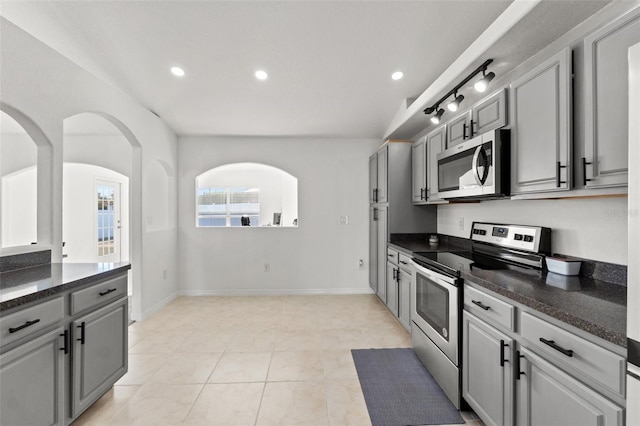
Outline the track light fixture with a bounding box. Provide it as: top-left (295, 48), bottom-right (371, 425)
top-left (447, 92), bottom-right (464, 112)
top-left (424, 59), bottom-right (494, 124)
top-left (430, 107), bottom-right (445, 124)
top-left (474, 69), bottom-right (495, 93)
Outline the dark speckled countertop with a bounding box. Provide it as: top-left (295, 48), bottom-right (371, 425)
top-left (390, 236), bottom-right (627, 348)
top-left (0, 262), bottom-right (131, 311)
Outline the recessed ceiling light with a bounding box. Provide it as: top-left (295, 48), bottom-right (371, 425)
top-left (391, 71), bottom-right (404, 81)
top-left (255, 70), bottom-right (268, 80)
top-left (170, 66), bottom-right (185, 77)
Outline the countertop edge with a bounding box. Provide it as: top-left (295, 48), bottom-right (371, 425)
top-left (0, 264), bottom-right (132, 312)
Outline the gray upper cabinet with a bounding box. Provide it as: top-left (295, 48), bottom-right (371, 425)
top-left (412, 137), bottom-right (427, 204)
top-left (447, 111), bottom-right (472, 148)
top-left (446, 88), bottom-right (507, 148)
top-left (510, 48), bottom-right (572, 194)
top-left (426, 125), bottom-right (447, 203)
top-left (582, 8), bottom-right (640, 189)
top-left (0, 328), bottom-right (65, 426)
top-left (517, 347), bottom-right (624, 426)
top-left (473, 89), bottom-right (507, 136)
top-left (369, 154), bottom-right (378, 203)
top-left (376, 146), bottom-right (389, 203)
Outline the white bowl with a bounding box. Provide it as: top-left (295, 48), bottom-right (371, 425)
top-left (545, 257), bottom-right (582, 276)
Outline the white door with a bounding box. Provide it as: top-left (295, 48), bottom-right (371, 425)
top-left (96, 180), bottom-right (121, 263)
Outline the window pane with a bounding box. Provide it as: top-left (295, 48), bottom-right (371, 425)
top-left (197, 187), bottom-right (260, 227)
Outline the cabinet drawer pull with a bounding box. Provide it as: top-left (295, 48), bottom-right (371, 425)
top-left (8, 319), bottom-right (40, 333)
top-left (500, 340), bottom-right (509, 367)
top-left (556, 162), bottom-right (567, 188)
top-left (99, 288), bottom-right (117, 296)
top-left (539, 337), bottom-right (574, 357)
top-left (60, 330), bottom-right (69, 354)
top-left (399, 260), bottom-right (408, 265)
top-left (582, 157), bottom-right (593, 186)
top-left (77, 322), bottom-right (86, 345)
top-left (516, 351), bottom-right (525, 380)
top-left (472, 300), bottom-right (491, 310)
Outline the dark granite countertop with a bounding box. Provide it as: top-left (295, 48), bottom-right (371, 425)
top-left (0, 262), bottom-right (131, 311)
top-left (390, 237), bottom-right (627, 348)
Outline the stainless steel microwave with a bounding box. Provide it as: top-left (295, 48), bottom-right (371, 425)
top-left (436, 129), bottom-right (509, 200)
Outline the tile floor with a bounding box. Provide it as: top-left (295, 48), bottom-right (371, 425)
top-left (71, 294), bottom-right (484, 426)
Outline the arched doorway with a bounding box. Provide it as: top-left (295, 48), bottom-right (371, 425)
top-left (63, 112), bottom-right (142, 321)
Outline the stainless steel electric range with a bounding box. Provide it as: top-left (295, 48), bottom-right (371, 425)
top-left (411, 222), bottom-right (551, 409)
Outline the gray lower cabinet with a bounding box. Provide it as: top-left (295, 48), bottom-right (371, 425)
top-left (516, 347), bottom-right (624, 426)
top-left (397, 268), bottom-right (411, 332)
top-left (385, 261), bottom-right (398, 316)
top-left (510, 47), bottom-right (572, 194)
top-left (0, 327), bottom-right (65, 426)
top-left (582, 7), bottom-right (640, 189)
top-left (71, 298), bottom-right (128, 418)
top-left (462, 311), bottom-right (513, 426)
top-left (0, 273), bottom-right (129, 426)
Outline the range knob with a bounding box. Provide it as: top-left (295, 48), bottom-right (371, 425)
top-left (524, 235), bottom-right (534, 242)
top-left (514, 234), bottom-right (523, 241)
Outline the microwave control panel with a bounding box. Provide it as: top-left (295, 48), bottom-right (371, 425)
top-left (470, 222), bottom-right (551, 254)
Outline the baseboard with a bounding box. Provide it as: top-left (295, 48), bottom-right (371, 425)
top-left (177, 287), bottom-right (375, 297)
top-left (139, 291), bottom-right (179, 320)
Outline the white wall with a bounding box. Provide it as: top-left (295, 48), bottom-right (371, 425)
top-left (438, 197), bottom-right (628, 265)
top-left (1, 18), bottom-right (179, 320)
top-left (1, 167), bottom-right (37, 247)
top-left (178, 136), bottom-right (381, 295)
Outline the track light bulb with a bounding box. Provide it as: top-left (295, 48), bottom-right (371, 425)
top-left (430, 108), bottom-right (445, 124)
top-left (475, 71), bottom-right (495, 93)
top-left (447, 94), bottom-right (464, 112)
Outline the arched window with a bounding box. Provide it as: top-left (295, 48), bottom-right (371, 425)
top-left (196, 163), bottom-right (298, 227)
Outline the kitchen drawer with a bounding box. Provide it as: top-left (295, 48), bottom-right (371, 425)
top-left (70, 275), bottom-right (127, 315)
top-left (0, 297), bottom-right (64, 346)
top-left (464, 285), bottom-right (515, 332)
top-left (520, 311), bottom-right (626, 397)
top-left (398, 253), bottom-right (412, 272)
top-left (386, 247), bottom-right (399, 265)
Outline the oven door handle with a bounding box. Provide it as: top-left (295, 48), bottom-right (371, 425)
top-left (413, 262), bottom-right (457, 288)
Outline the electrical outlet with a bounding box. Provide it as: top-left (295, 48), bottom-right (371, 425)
top-left (458, 217), bottom-right (465, 231)
top-left (358, 259), bottom-right (364, 269)
top-left (264, 263), bottom-right (270, 272)
top-left (340, 215), bottom-right (349, 225)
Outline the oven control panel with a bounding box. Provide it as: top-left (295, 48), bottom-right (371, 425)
top-left (471, 222), bottom-right (551, 254)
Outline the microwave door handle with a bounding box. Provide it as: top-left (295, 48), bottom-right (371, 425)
top-left (472, 145), bottom-right (490, 186)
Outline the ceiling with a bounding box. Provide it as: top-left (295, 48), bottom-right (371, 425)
top-left (0, 1), bottom-right (611, 139)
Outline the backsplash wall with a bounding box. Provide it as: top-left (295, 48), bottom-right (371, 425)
top-left (437, 197), bottom-right (628, 265)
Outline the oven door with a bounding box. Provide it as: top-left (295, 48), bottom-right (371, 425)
top-left (411, 260), bottom-right (459, 365)
top-left (437, 132), bottom-right (498, 199)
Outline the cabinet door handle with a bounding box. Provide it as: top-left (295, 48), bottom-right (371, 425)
top-left (99, 288), bottom-right (117, 296)
top-left (392, 268), bottom-right (397, 280)
top-left (60, 330), bottom-right (69, 355)
top-left (556, 162), bottom-right (567, 188)
top-left (373, 208), bottom-right (378, 221)
top-left (396, 268), bottom-right (400, 283)
top-left (77, 322), bottom-right (86, 345)
top-left (8, 319), bottom-right (40, 333)
top-left (516, 350), bottom-right (525, 380)
top-left (539, 338), bottom-right (574, 357)
top-left (472, 300), bottom-right (491, 310)
top-left (374, 188), bottom-right (378, 203)
top-left (582, 157), bottom-right (593, 186)
top-left (500, 340), bottom-right (509, 367)
top-left (469, 119), bottom-right (475, 137)
top-left (463, 122), bottom-right (468, 140)
top-left (420, 188), bottom-right (425, 200)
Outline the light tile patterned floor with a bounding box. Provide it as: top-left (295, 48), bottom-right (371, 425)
top-left (71, 295), bottom-right (484, 426)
